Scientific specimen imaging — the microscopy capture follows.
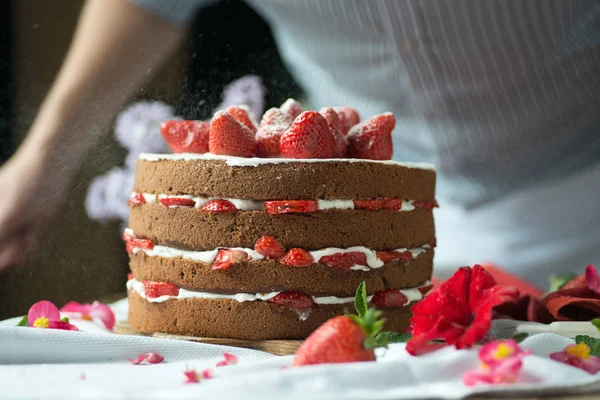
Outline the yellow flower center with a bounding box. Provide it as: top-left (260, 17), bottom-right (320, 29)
top-left (493, 343), bottom-right (515, 360)
top-left (81, 315), bottom-right (92, 321)
top-left (33, 316), bottom-right (50, 329)
top-left (566, 343), bottom-right (591, 360)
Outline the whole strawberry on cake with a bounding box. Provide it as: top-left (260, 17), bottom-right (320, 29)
top-left (124, 100), bottom-right (437, 340)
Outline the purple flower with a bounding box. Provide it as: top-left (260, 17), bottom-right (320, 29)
top-left (114, 101), bottom-right (175, 154)
top-left (85, 167), bottom-right (134, 223)
top-left (216, 75), bottom-right (266, 120)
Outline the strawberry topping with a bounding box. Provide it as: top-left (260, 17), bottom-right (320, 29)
top-left (319, 107), bottom-right (347, 158)
top-left (334, 107), bottom-right (360, 135)
top-left (264, 200), bottom-right (318, 215)
top-left (346, 112), bottom-right (395, 160)
top-left (127, 273), bottom-right (134, 281)
top-left (318, 252), bottom-right (368, 269)
top-left (225, 105), bottom-right (258, 133)
top-left (127, 238), bottom-right (155, 251)
top-left (280, 248), bottom-right (314, 267)
top-left (353, 198), bottom-right (403, 211)
top-left (418, 283), bottom-right (434, 296)
top-left (279, 98), bottom-right (303, 121)
top-left (143, 281), bottom-right (180, 298)
top-left (201, 199), bottom-right (238, 212)
top-left (370, 289), bottom-right (408, 309)
top-left (127, 193), bottom-right (146, 207)
top-left (209, 111), bottom-right (256, 157)
top-left (159, 197), bottom-right (196, 208)
top-left (212, 249), bottom-right (250, 270)
top-left (269, 291), bottom-right (315, 311)
top-left (280, 111), bottom-right (336, 159)
top-left (375, 250), bottom-right (413, 263)
top-left (256, 108), bottom-right (291, 157)
top-left (254, 236), bottom-right (286, 259)
top-left (160, 120), bottom-right (210, 153)
top-left (122, 230), bottom-right (135, 242)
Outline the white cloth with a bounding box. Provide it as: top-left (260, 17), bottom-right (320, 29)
top-left (1, 300), bottom-right (600, 399)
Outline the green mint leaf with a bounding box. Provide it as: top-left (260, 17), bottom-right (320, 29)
top-left (376, 331), bottom-right (412, 343)
top-left (16, 316), bottom-right (28, 327)
top-left (575, 335), bottom-right (600, 357)
top-left (354, 281), bottom-right (367, 318)
top-left (511, 332), bottom-right (529, 343)
top-left (60, 317), bottom-right (70, 323)
top-left (591, 319), bottom-right (600, 332)
top-left (548, 273), bottom-right (576, 293)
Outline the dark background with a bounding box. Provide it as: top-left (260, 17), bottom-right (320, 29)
top-left (0, 0), bottom-right (301, 319)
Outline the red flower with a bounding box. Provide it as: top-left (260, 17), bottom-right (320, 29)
top-left (27, 300), bottom-right (79, 331)
top-left (406, 265), bottom-right (519, 356)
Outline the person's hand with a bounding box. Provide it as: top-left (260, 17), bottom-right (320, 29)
top-left (0, 148), bottom-right (70, 272)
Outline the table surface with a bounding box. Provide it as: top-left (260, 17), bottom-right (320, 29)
top-left (104, 293), bottom-right (598, 399)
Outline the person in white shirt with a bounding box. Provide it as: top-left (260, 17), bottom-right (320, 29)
top-left (1, 0), bottom-right (598, 286)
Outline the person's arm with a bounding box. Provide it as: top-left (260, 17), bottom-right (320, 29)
top-left (0, 0), bottom-right (188, 270)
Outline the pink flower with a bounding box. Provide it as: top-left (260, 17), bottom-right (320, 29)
top-left (127, 352), bottom-right (164, 365)
top-left (462, 339), bottom-right (531, 386)
top-left (550, 343), bottom-right (600, 374)
top-left (61, 301), bottom-right (115, 330)
top-left (184, 368), bottom-right (213, 384)
top-left (216, 352), bottom-right (238, 367)
top-left (27, 300), bottom-right (78, 331)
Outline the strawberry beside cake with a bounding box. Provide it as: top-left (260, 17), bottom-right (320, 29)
top-left (124, 100), bottom-right (437, 340)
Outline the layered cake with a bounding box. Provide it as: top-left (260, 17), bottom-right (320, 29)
top-left (125, 101), bottom-right (436, 340)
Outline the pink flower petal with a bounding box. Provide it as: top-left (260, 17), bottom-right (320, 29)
top-left (201, 368), bottom-right (214, 379)
top-left (28, 301), bottom-right (61, 327)
top-left (585, 265), bottom-right (600, 295)
top-left (48, 321), bottom-right (79, 331)
top-left (89, 301), bottom-right (116, 330)
top-left (216, 352), bottom-right (238, 367)
top-left (127, 355), bottom-right (146, 365)
top-left (60, 301), bottom-right (90, 314)
top-left (146, 353), bottom-right (164, 364)
top-left (184, 368), bottom-right (213, 384)
top-left (462, 369), bottom-right (493, 386)
top-left (550, 348), bottom-right (600, 374)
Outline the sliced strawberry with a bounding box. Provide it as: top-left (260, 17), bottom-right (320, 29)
top-left (279, 98), bottom-right (303, 121)
top-left (209, 111), bottom-right (256, 157)
top-left (280, 248), bottom-right (314, 267)
top-left (225, 105), bottom-right (258, 133)
top-left (318, 252), bottom-right (368, 269)
top-left (413, 200), bottom-right (439, 211)
top-left (128, 238), bottom-right (155, 250)
top-left (201, 199), bottom-right (238, 212)
top-left (353, 198), bottom-right (403, 211)
top-left (212, 249), bottom-right (250, 270)
top-left (269, 291), bottom-right (314, 311)
top-left (125, 242), bottom-right (135, 254)
top-left (264, 200), bottom-right (318, 215)
top-left (159, 197), bottom-right (196, 208)
top-left (122, 230), bottom-right (135, 242)
top-left (319, 107), bottom-right (347, 158)
top-left (128, 193), bottom-right (146, 207)
top-left (160, 120), bottom-right (210, 153)
top-left (370, 289), bottom-right (408, 309)
top-left (254, 236), bottom-right (285, 259)
top-left (280, 111), bottom-right (336, 159)
top-left (143, 281), bottom-right (180, 298)
top-left (346, 112), bottom-right (395, 160)
top-left (127, 273), bottom-right (134, 281)
top-left (334, 107), bottom-right (360, 134)
top-left (256, 108), bottom-right (291, 157)
top-left (376, 250), bottom-right (413, 263)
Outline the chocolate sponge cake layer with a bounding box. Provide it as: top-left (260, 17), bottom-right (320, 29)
top-left (134, 158), bottom-right (436, 200)
top-left (129, 249), bottom-right (433, 296)
top-left (129, 205), bottom-right (435, 251)
top-left (128, 290), bottom-right (412, 340)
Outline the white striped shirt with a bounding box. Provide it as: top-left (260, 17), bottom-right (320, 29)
top-left (130, 0), bottom-right (600, 284)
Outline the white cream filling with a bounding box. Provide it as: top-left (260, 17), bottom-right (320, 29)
top-left (127, 278), bottom-right (431, 306)
top-left (133, 193), bottom-right (417, 212)
top-left (138, 152), bottom-right (435, 171)
top-left (125, 229), bottom-right (429, 269)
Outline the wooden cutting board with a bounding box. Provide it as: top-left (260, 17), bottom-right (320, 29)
top-left (114, 320), bottom-right (303, 356)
